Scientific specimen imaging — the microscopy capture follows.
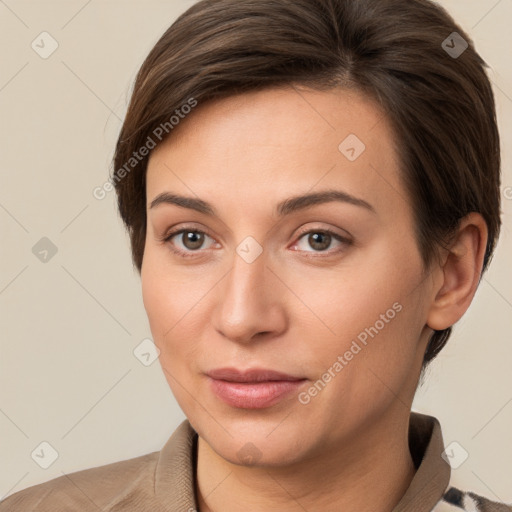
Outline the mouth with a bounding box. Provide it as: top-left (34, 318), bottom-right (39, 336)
top-left (206, 367), bottom-right (307, 409)
top-left (206, 367), bottom-right (305, 382)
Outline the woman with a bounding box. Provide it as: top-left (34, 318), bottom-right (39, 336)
top-left (1, 0), bottom-right (509, 510)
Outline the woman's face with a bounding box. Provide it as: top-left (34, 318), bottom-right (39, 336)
top-left (142, 86), bottom-right (436, 466)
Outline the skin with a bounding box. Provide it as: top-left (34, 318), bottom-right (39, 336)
top-left (142, 86), bottom-right (487, 512)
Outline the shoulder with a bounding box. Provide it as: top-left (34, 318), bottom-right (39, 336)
top-left (434, 486), bottom-right (512, 512)
top-left (0, 450), bottom-right (160, 512)
top-left (0, 420), bottom-right (197, 512)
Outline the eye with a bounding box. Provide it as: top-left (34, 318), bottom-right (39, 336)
top-left (160, 226), bottom-right (351, 259)
top-left (163, 228), bottom-right (217, 257)
top-left (292, 229), bottom-right (351, 254)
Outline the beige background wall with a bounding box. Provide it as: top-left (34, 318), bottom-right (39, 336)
top-left (1, 0), bottom-right (511, 502)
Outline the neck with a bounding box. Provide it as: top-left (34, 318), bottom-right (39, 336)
top-left (195, 411), bottom-right (416, 512)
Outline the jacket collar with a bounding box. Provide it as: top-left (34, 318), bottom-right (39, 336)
top-left (395, 412), bottom-right (451, 510)
top-left (154, 412), bottom-right (450, 511)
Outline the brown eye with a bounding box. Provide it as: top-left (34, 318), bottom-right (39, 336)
top-left (180, 231), bottom-right (205, 250)
top-left (307, 232), bottom-right (332, 251)
top-left (163, 229), bottom-right (217, 257)
top-left (293, 229), bottom-right (351, 255)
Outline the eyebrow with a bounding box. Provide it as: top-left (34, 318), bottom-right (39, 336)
top-left (149, 189), bottom-right (376, 216)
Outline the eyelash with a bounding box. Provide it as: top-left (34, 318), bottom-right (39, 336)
top-left (159, 227), bottom-right (352, 259)
top-left (159, 228), bottom-right (217, 259)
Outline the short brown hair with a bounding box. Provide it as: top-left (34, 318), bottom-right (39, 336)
top-left (112, 0), bottom-right (501, 367)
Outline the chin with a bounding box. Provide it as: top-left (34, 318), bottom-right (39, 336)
top-left (216, 435), bottom-right (311, 468)
top-left (194, 411), bottom-right (318, 467)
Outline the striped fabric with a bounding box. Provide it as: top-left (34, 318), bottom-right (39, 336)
top-left (433, 486), bottom-right (512, 512)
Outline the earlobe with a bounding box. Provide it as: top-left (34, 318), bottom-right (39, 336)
top-left (426, 213), bottom-right (488, 331)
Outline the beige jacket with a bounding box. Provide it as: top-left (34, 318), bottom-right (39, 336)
top-left (0, 412), bottom-right (510, 511)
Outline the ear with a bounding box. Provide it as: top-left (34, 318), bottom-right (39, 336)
top-left (426, 213), bottom-right (488, 331)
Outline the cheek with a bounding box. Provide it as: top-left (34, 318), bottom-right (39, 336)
top-left (298, 245), bottom-right (425, 397)
top-left (141, 261), bottom-right (204, 410)
top-left (292, 249), bottom-right (416, 347)
top-left (141, 250), bottom-right (188, 353)
top-left (141, 250), bottom-right (212, 366)
top-left (141, 258), bottom-right (168, 339)
top-left (298, 300), bottom-right (423, 433)
top-left (141, 244), bottom-right (186, 327)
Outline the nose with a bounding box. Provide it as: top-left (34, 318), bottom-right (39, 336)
top-left (212, 246), bottom-right (288, 344)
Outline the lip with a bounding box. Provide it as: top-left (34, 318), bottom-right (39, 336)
top-left (207, 367), bottom-right (304, 382)
top-left (206, 367), bottom-right (307, 409)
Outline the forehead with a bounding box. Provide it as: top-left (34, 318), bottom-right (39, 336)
top-left (146, 86), bottom-right (407, 221)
